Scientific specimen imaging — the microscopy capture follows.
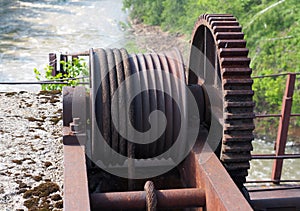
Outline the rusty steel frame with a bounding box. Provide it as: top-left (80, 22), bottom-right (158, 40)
top-left (49, 53), bottom-right (58, 76)
top-left (48, 52), bottom-right (89, 76)
top-left (255, 114), bottom-right (300, 118)
top-left (249, 187), bottom-right (300, 210)
top-left (63, 86), bottom-right (91, 211)
top-left (62, 102), bottom-right (253, 211)
top-left (90, 188), bottom-right (205, 210)
top-left (252, 72), bottom-right (300, 79)
top-left (62, 42), bottom-right (255, 209)
top-left (62, 136), bottom-right (253, 210)
top-left (272, 73), bottom-right (296, 183)
top-left (63, 128), bottom-right (90, 211)
top-left (252, 154), bottom-right (300, 159)
top-left (59, 19), bottom-right (300, 209)
top-left (188, 14), bottom-right (256, 188)
top-left (246, 73), bottom-right (300, 210)
top-left (251, 73), bottom-right (300, 184)
top-left (179, 139), bottom-right (253, 211)
top-left (246, 179), bottom-right (300, 183)
top-left (62, 129), bottom-right (252, 210)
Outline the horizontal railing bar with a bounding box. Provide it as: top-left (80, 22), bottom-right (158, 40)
top-left (252, 72), bottom-right (300, 79)
top-left (255, 114), bottom-right (281, 118)
top-left (255, 114), bottom-right (300, 118)
top-left (60, 51), bottom-right (90, 57)
top-left (246, 180), bottom-right (300, 183)
top-left (247, 186), bottom-right (300, 192)
top-left (0, 82), bottom-right (89, 85)
top-left (0, 77), bottom-right (89, 85)
top-left (252, 154), bottom-right (300, 159)
top-left (42, 76), bottom-right (89, 81)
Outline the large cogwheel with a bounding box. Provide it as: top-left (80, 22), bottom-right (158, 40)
top-left (188, 14), bottom-right (255, 188)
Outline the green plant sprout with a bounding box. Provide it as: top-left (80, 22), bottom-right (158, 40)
top-left (34, 58), bottom-right (89, 91)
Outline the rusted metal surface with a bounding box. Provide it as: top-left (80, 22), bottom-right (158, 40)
top-left (247, 73), bottom-right (300, 209)
top-left (0, 81), bottom-right (80, 85)
top-left (62, 51), bottom-right (89, 57)
top-left (48, 52), bottom-right (89, 77)
top-left (248, 186), bottom-right (300, 192)
top-left (90, 188), bottom-right (205, 210)
top-left (60, 54), bottom-right (68, 74)
top-left (251, 73), bottom-right (300, 187)
top-left (63, 86), bottom-right (90, 211)
top-left (61, 14), bottom-right (300, 210)
top-left (252, 154), bottom-right (300, 159)
top-left (188, 14), bottom-right (255, 188)
top-left (63, 126), bottom-right (87, 145)
top-left (179, 131), bottom-right (253, 211)
top-left (63, 87), bottom-right (74, 126)
top-left (63, 144), bottom-right (90, 211)
top-left (246, 180), bottom-right (300, 183)
top-left (272, 73), bottom-right (296, 183)
top-left (255, 114), bottom-right (282, 118)
top-left (63, 86), bottom-right (87, 128)
top-left (255, 113), bottom-right (300, 118)
top-left (249, 186), bottom-right (300, 210)
top-left (90, 48), bottom-right (187, 160)
top-left (49, 53), bottom-right (57, 76)
top-left (252, 72), bottom-right (300, 78)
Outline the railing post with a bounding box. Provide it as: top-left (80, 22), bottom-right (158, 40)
top-left (271, 73), bottom-right (296, 183)
top-left (49, 53), bottom-right (57, 76)
top-left (60, 54), bottom-right (68, 75)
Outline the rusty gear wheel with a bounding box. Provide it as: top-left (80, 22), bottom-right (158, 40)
top-left (188, 14), bottom-right (255, 188)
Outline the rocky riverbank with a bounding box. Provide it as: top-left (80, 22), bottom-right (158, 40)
top-left (0, 91), bottom-right (63, 210)
top-left (127, 20), bottom-right (190, 62)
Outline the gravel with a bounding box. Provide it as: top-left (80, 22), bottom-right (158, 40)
top-left (0, 91), bottom-right (63, 210)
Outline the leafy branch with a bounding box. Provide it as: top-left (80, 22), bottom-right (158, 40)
top-left (34, 58), bottom-right (88, 91)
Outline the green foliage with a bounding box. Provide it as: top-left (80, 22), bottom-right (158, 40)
top-left (34, 58), bottom-right (88, 91)
top-left (123, 0), bottom-right (300, 131)
top-left (252, 71), bottom-right (285, 113)
top-left (123, 0), bottom-right (163, 25)
top-left (160, 0), bottom-right (185, 31)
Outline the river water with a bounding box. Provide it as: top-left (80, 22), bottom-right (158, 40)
top-left (0, 0), bottom-right (128, 91)
top-left (248, 138), bottom-right (300, 182)
top-left (0, 0), bottom-right (299, 184)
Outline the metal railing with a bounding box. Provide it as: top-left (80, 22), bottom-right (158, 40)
top-left (0, 52), bottom-right (90, 85)
top-left (250, 72), bottom-right (300, 184)
top-left (49, 51), bottom-right (89, 76)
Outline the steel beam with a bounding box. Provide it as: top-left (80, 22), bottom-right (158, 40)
top-left (179, 137), bottom-right (253, 211)
top-left (91, 188), bottom-right (205, 210)
top-left (272, 73), bottom-right (296, 182)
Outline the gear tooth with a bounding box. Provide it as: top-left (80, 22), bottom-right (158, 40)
top-left (220, 48), bottom-right (249, 57)
top-left (216, 32), bottom-right (244, 40)
top-left (218, 39), bottom-right (246, 48)
top-left (213, 26), bottom-right (242, 33)
top-left (208, 17), bottom-right (237, 24)
top-left (221, 57), bottom-right (251, 67)
top-left (222, 68), bottom-right (252, 76)
top-left (189, 14), bottom-right (255, 189)
top-left (211, 21), bottom-right (240, 28)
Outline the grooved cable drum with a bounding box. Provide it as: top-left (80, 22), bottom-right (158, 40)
top-left (88, 13), bottom-right (255, 188)
top-left (90, 48), bottom-right (201, 164)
